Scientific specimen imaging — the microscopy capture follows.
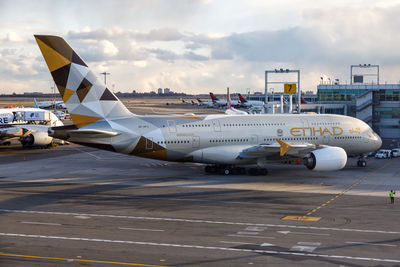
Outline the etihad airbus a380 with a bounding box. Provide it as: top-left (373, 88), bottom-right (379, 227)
top-left (34, 35), bottom-right (382, 175)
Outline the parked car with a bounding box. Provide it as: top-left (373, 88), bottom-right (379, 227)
top-left (391, 148), bottom-right (400, 158)
top-left (375, 149), bottom-right (392, 159)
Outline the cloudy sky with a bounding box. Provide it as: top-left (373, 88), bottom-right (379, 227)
top-left (1, 0), bottom-right (400, 94)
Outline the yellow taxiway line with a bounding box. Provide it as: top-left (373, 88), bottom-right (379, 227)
top-left (0, 253), bottom-right (167, 267)
top-left (282, 159), bottom-right (397, 222)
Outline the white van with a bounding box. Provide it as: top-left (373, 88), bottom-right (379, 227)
top-left (391, 148), bottom-right (400, 158)
top-left (375, 149), bottom-right (392, 159)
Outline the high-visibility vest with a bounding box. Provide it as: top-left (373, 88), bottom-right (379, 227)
top-left (390, 192), bottom-right (394, 197)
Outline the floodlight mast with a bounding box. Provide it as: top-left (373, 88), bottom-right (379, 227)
top-left (100, 72), bottom-right (111, 86)
top-left (265, 69), bottom-right (301, 113)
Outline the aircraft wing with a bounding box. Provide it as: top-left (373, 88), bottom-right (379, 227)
top-left (239, 139), bottom-right (320, 159)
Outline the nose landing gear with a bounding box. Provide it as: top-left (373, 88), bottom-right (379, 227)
top-left (357, 155), bottom-right (367, 167)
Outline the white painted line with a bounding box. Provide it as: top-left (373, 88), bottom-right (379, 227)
top-left (2, 209), bottom-right (400, 235)
top-left (237, 232), bottom-right (258, 235)
top-left (278, 231), bottom-right (330, 236)
top-left (260, 243), bottom-right (275, 247)
top-left (220, 241), bottom-right (255, 245)
top-left (228, 235), bottom-right (275, 239)
top-left (20, 221), bottom-right (61, 226)
top-left (346, 241), bottom-right (397, 247)
top-left (73, 147), bottom-right (102, 160)
top-left (290, 245), bottom-right (317, 252)
top-left (297, 242), bottom-right (321, 246)
top-left (245, 227), bottom-right (265, 232)
top-left (118, 227), bottom-right (164, 232)
top-left (1, 232), bottom-right (400, 263)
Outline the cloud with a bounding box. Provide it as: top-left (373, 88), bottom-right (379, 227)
top-left (2, 1), bottom-right (400, 94)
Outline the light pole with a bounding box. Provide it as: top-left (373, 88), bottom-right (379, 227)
top-left (100, 72), bottom-right (111, 86)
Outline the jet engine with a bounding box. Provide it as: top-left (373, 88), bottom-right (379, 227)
top-left (304, 147), bottom-right (347, 171)
top-left (20, 131), bottom-right (53, 147)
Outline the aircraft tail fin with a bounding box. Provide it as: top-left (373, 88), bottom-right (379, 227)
top-left (34, 35), bottom-right (132, 128)
top-left (226, 87), bottom-right (231, 109)
top-left (33, 98), bottom-right (38, 108)
top-left (238, 94), bottom-right (246, 103)
top-left (209, 92), bottom-right (219, 102)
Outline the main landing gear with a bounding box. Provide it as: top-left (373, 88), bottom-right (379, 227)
top-left (204, 165), bottom-right (268, 176)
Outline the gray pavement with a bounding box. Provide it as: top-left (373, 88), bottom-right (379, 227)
top-left (0, 144), bottom-right (400, 266)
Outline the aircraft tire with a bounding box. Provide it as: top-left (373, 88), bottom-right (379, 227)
top-left (249, 168), bottom-right (258, 176)
top-left (357, 160), bottom-right (367, 167)
top-left (259, 168), bottom-right (268, 175)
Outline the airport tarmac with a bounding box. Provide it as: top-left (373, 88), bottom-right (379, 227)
top-left (0, 142), bottom-right (400, 266)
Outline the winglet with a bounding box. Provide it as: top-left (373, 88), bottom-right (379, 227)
top-left (276, 138), bottom-right (292, 156)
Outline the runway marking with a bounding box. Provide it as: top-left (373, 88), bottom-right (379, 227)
top-left (1, 232), bottom-right (400, 264)
top-left (2, 209), bottom-right (400, 234)
top-left (297, 242), bottom-right (321, 246)
top-left (303, 159), bottom-right (396, 218)
top-left (346, 241), bottom-right (397, 247)
top-left (118, 227), bottom-right (164, 232)
top-left (277, 230), bottom-right (329, 236)
top-left (282, 216), bottom-right (321, 222)
top-left (20, 221), bottom-right (61, 226)
top-left (0, 252), bottom-right (166, 266)
top-left (237, 231), bottom-right (258, 235)
top-left (228, 235), bottom-right (275, 239)
top-left (290, 245), bottom-right (317, 252)
top-left (220, 241), bottom-right (255, 245)
top-left (73, 147), bottom-right (102, 160)
top-left (245, 227), bottom-right (266, 232)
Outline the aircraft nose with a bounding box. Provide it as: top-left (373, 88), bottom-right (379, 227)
top-left (373, 133), bottom-right (382, 150)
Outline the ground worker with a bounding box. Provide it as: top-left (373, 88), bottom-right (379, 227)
top-left (390, 190), bottom-right (395, 204)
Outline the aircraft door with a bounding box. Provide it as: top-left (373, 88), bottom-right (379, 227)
top-left (300, 118), bottom-right (309, 128)
top-left (167, 120), bottom-right (176, 133)
top-left (251, 135), bottom-right (258, 144)
top-left (323, 135), bottom-right (330, 145)
top-left (212, 120), bottom-right (221, 132)
top-left (192, 136), bottom-right (200, 148)
top-left (146, 137), bottom-right (153, 150)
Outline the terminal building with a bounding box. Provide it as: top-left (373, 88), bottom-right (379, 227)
top-left (247, 65), bottom-right (399, 146)
top-left (317, 65), bottom-right (399, 145)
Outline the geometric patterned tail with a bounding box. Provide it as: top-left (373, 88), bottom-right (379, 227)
top-left (34, 35), bottom-right (132, 128)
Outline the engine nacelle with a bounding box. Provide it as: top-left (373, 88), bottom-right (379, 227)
top-left (20, 131), bottom-right (53, 147)
top-left (304, 147), bottom-right (347, 171)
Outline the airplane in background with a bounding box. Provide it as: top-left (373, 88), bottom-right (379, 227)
top-left (35, 35), bottom-right (381, 175)
top-left (33, 98), bottom-right (66, 120)
top-left (238, 94), bottom-right (264, 108)
top-left (209, 92), bottom-right (227, 107)
top-left (181, 99), bottom-right (191, 105)
top-left (34, 98), bottom-right (66, 109)
top-left (0, 107), bottom-right (63, 147)
top-left (225, 88), bottom-right (248, 116)
top-left (210, 92), bottom-right (242, 108)
top-left (196, 98), bottom-right (214, 107)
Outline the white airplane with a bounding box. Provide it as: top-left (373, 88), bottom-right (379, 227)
top-left (210, 92), bottom-right (242, 108)
top-left (196, 98), bottom-right (214, 107)
top-left (0, 107), bottom-right (63, 147)
top-left (238, 94), bottom-right (264, 108)
top-left (35, 35), bottom-right (382, 175)
top-left (34, 98), bottom-right (66, 109)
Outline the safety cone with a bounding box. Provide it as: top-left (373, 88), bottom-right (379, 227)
top-left (23, 157), bottom-right (26, 161)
